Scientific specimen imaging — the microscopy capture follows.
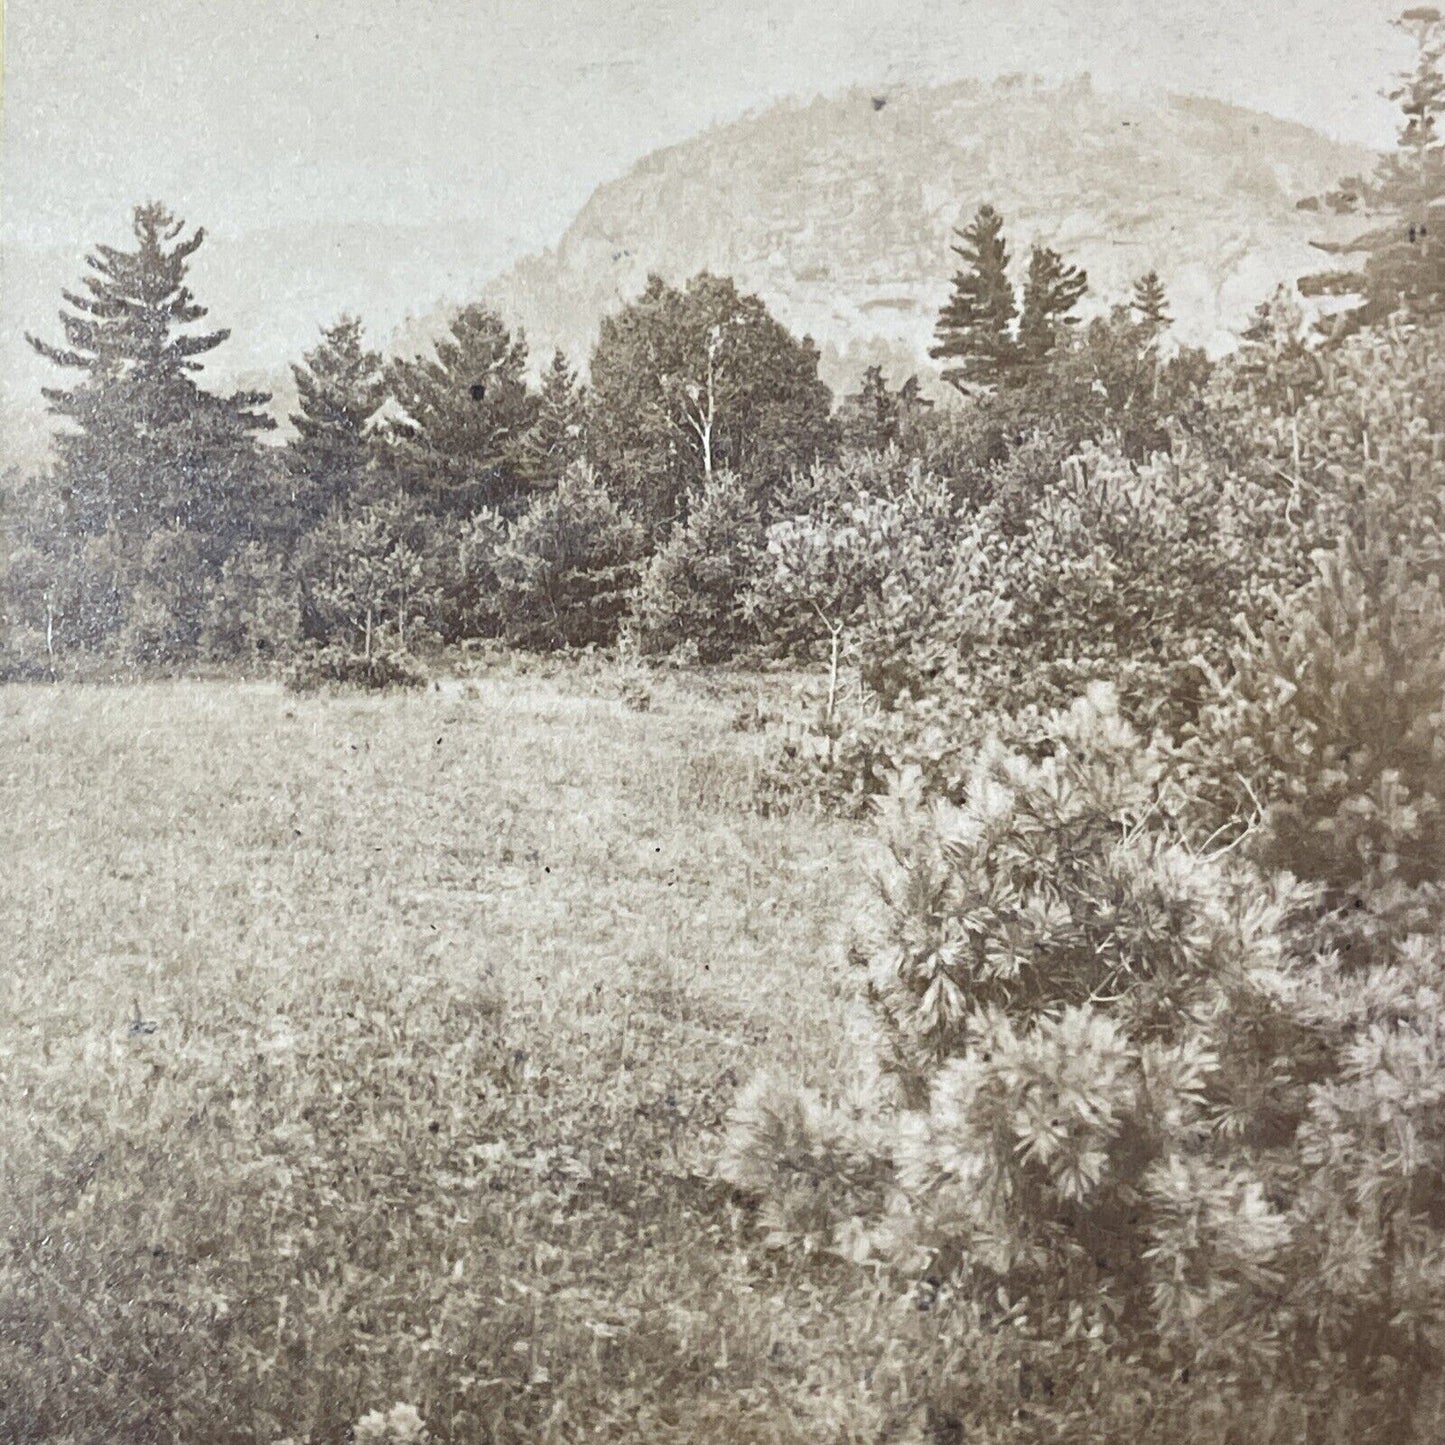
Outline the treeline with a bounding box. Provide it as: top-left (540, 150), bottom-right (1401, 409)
top-left (0, 228), bottom-right (842, 682)
top-left (1, 5), bottom-right (1442, 715)
top-left (0, 198), bottom-right (1206, 685)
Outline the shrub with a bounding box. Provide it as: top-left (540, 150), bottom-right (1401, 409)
top-left (756, 440), bottom-right (1261, 815)
top-left (746, 451), bottom-right (1010, 704)
top-left (722, 684), bottom-right (1445, 1442)
top-left (120, 526), bottom-right (211, 663)
top-left (756, 690), bottom-right (987, 818)
top-left (200, 541), bottom-right (302, 664)
top-left (353, 1402), bottom-right (430, 1444)
top-left (442, 507), bottom-right (510, 641)
top-left (1207, 312), bottom-right (1445, 595)
top-left (1189, 531), bottom-right (1445, 958)
top-left (283, 641), bottom-right (427, 693)
top-left (493, 462), bottom-right (648, 650)
top-left (983, 444), bottom-right (1258, 734)
top-left (299, 494), bottom-right (444, 654)
top-left (631, 470), bottom-right (765, 661)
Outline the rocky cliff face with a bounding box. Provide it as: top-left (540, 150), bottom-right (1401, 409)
top-left (483, 76), bottom-right (1372, 390)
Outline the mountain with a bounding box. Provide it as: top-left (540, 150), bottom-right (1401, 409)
top-left (2, 76), bottom-right (1373, 468)
top-left (481, 75), bottom-right (1374, 391)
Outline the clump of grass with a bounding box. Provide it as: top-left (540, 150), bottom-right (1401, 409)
top-left (284, 642), bottom-right (428, 693)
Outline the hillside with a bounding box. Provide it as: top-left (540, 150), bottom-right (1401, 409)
top-left (483, 75), bottom-right (1373, 389)
top-left (2, 76), bottom-right (1373, 467)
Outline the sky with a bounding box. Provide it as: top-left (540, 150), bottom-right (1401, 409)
top-left (0, 0), bottom-right (1413, 259)
top-left (0, 0), bottom-right (1416, 459)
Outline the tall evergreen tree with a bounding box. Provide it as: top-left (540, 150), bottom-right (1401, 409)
top-left (383, 304), bottom-right (537, 517)
top-left (1130, 270), bottom-right (1172, 334)
top-left (518, 349), bottom-right (586, 488)
top-left (1304, 7), bottom-right (1445, 329)
top-left (284, 315), bottom-right (386, 529)
top-left (26, 202), bottom-right (274, 556)
top-left (1016, 243), bottom-right (1089, 368)
top-left (930, 205), bottom-right (1019, 392)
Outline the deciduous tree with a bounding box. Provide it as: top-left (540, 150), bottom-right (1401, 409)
top-left (588, 273), bottom-right (836, 532)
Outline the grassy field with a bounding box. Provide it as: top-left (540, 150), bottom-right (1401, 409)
top-left (0, 670), bottom-right (932, 1444)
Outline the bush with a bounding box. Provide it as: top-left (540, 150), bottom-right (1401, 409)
top-left (631, 470), bottom-right (765, 661)
top-left (722, 683), bottom-right (1445, 1442)
top-left (299, 494), bottom-right (445, 654)
top-left (1189, 531), bottom-right (1445, 958)
top-left (120, 526), bottom-right (211, 663)
top-left (983, 444), bottom-right (1259, 734)
top-left (756, 690), bottom-right (989, 818)
top-left (746, 451), bottom-right (1010, 702)
top-left (493, 461), bottom-right (648, 650)
top-left (200, 542), bottom-right (302, 664)
top-left (441, 507), bottom-right (511, 641)
top-left (0, 631), bottom-right (58, 683)
top-left (1206, 312), bottom-right (1445, 595)
top-left (283, 641), bottom-right (427, 693)
top-left (756, 440), bottom-right (1262, 814)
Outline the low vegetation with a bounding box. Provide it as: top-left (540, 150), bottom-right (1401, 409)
top-left (0, 672), bottom-right (882, 1444)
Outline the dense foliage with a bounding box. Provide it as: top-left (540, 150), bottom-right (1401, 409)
top-left (587, 272), bottom-right (837, 529)
top-left (724, 670), bottom-right (1445, 1442)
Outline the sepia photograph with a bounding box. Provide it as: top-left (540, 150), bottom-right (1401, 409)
top-left (2, 0), bottom-right (1444, 1439)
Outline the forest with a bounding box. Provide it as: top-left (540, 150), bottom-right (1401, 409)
top-left (3, 6), bottom-right (1445, 1443)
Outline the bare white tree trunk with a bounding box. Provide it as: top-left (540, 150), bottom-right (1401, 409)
top-left (682, 323), bottom-right (722, 480)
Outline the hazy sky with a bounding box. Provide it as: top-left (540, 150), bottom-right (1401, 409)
top-left (0, 0), bottom-right (1416, 462)
top-left (0, 0), bottom-right (1413, 269)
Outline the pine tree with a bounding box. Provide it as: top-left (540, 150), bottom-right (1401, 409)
top-left (1304, 7), bottom-right (1445, 329)
top-left (518, 349), bottom-right (586, 488)
top-left (285, 315), bottom-right (386, 530)
top-left (493, 461), bottom-right (648, 649)
top-left (840, 365), bottom-right (895, 449)
top-left (26, 202), bottom-right (274, 554)
top-left (1016, 243), bottom-right (1089, 369)
top-left (383, 304), bottom-right (537, 517)
top-left (838, 367), bottom-right (935, 450)
top-left (1130, 270), bottom-right (1172, 333)
top-left (930, 205), bottom-right (1019, 392)
top-left (724, 679), bottom-right (1445, 1441)
top-left (1232, 286), bottom-right (1326, 410)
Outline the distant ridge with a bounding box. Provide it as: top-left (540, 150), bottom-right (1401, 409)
top-left (0, 76), bottom-right (1373, 466)
top-left (479, 75), bottom-right (1373, 391)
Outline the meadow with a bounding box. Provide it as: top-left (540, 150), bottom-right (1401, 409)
top-left (0, 669), bottom-right (932, 1444)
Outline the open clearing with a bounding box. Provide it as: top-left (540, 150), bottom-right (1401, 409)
top-left (0, 674), bottom-right (913, 1444)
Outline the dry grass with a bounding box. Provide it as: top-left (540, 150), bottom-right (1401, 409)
top-left (0, 672), bottom-right (911, 1445)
